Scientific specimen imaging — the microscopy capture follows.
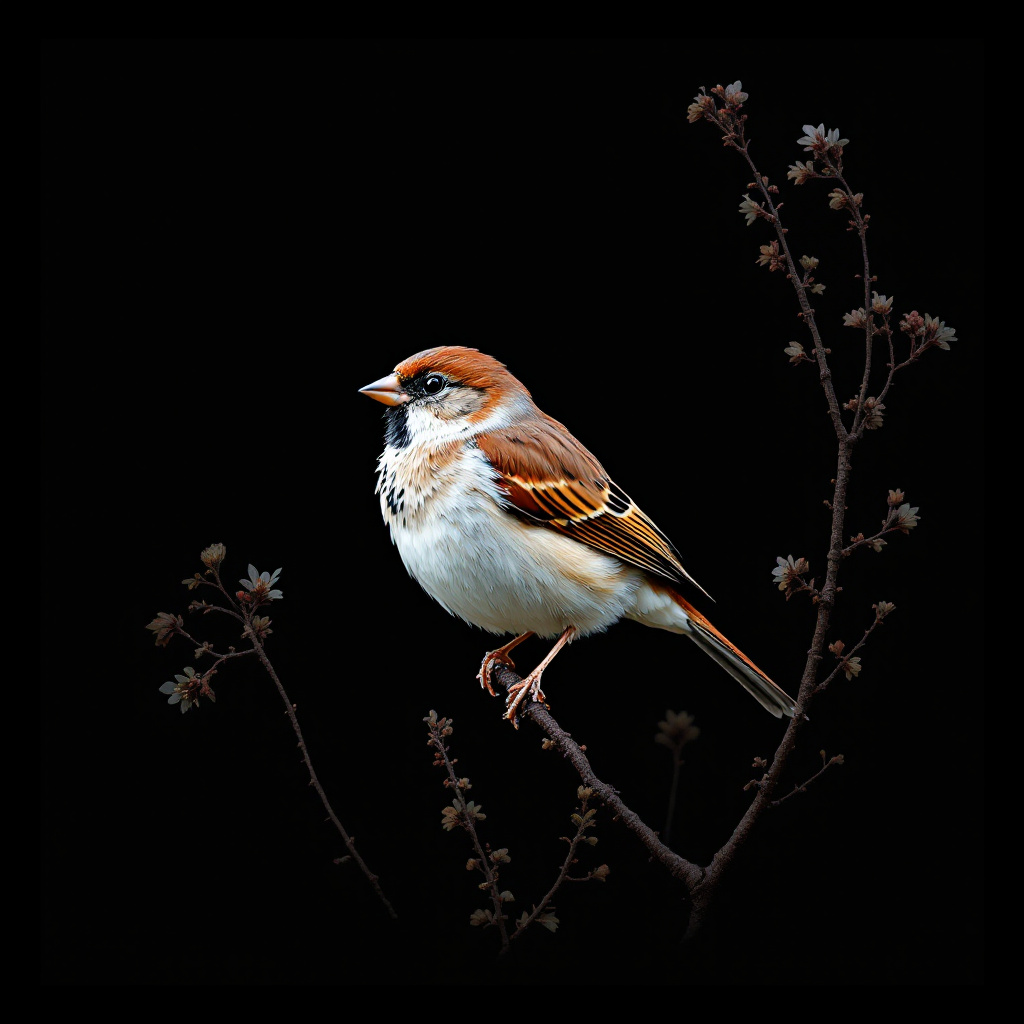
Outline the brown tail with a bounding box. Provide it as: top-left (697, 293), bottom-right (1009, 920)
top-left (670, 592), bottom-right (797, 719)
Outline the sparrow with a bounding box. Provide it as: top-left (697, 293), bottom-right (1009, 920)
top-left (360, 346), bottom-right (797, 724)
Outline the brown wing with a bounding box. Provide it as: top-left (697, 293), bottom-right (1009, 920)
top-left (475, 414), bottom-right (710, 598)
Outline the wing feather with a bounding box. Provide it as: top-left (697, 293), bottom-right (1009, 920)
top-left (475, 415), bottom-right (710, 598)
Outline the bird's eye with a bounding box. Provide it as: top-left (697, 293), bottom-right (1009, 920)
top-left (422, 374), bottom-right (446, 395)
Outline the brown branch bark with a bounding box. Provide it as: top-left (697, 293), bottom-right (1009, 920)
top-left (486, 393), bottom-right (860, 941)
top-left (491, 663), bottom-right (704, 891)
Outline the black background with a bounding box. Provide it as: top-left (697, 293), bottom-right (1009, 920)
top-left (40, 39), bottom-right (984, 986)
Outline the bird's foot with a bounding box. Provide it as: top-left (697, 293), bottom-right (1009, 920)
top-left (504, 671), bottom-right (547, 728)
top-left (499, 625), bottom-right (576, 728)
top-left (477, 632), bottom-right (534, 696)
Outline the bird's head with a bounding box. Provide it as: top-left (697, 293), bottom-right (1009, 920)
top-left (360, 346), bottom-right (533, 448)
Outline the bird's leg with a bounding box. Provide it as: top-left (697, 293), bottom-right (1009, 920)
top-left (477, 632), bottom-right (534, 696)
top-left (505, 626), bottom-right (578, 725)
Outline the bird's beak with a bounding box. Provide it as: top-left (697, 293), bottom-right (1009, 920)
top-left (359, 372), bottom-right (410, 407)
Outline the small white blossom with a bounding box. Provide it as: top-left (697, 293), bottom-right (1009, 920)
top-left (797, 124), bottom-right (849, 152)
top-left (722, 80), bottom-right (748, 105)
top-left (772, 554), bottom-right (809, 591)
top-left (738, 194), bottom-right (762, 226)
top-left (924, 314), bottom-right (957, 350)
top-left (895, 503), bottom-right (920, 532)
top-left (784, 341), bottom-right (807, 364)
top-left (787, 159), bottom-right (815, 184)
top-left (797, 124), bottom-right (824, 149)
top-left (240, 564), bottom-right (284, 601)
top-left (159, 667), bottom-right (205, 714)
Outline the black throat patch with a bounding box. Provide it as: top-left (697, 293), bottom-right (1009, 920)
top-left (383, 405), bottom-right (411, 449)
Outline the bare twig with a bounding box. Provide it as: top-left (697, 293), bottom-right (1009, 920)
top-left (150, 551), bottom-right (397, 919)
top-left (506, 789), bottom-right (603, 949)
top-left (492, 663), bottom-right (704, 891)
top-left (771, 750), bottom-right (845, 807)
top-left (245, 623), bottom-right (397, 918)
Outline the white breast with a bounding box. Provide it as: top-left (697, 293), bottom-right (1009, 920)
top-left (376, 441), bottom-right (644, 639)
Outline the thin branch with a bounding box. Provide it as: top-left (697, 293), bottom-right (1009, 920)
top-left (491, 663), bottom-right (703, 891)
top-left (770, 750), bottom-right (845, 806)
top-left (733, 143), bottom-right (848, 439)
top-left (425, 714), bottom-right (511, 949)
top-left (242, 622), bottom-right (398, 919)
top-left (172, 625), bottom-right (257, 665)
top-left (153, 557), bottom-right (398, 919)
top-left (814, 611), bottom-right (888, 694)
top-left (506, 797), bottom-right (599, 949)
top-left (662, 750), bottom-right (684, 846)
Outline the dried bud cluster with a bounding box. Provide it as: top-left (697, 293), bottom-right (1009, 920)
top-left (686, 80), bottom-right (748, 124)
top-left (146, 611), bottom-right (182, 647)
top-left (200, 543), bottom-right (226, 568)
top-left (900, 311), bottom-right (958, 353)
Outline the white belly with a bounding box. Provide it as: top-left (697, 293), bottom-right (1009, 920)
top-left (378, 443), bottom-right (642, 638)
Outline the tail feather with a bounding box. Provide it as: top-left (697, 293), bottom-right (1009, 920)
top-left (670, 592), bottom-right (797, 719)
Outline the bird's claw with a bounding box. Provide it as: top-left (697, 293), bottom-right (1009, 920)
top-left (503, 675), bottom-right (546, 728)
top-left (477, 632), bottom-right (534, 698)
top-left (477, 651), bottom-right (515, 697)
